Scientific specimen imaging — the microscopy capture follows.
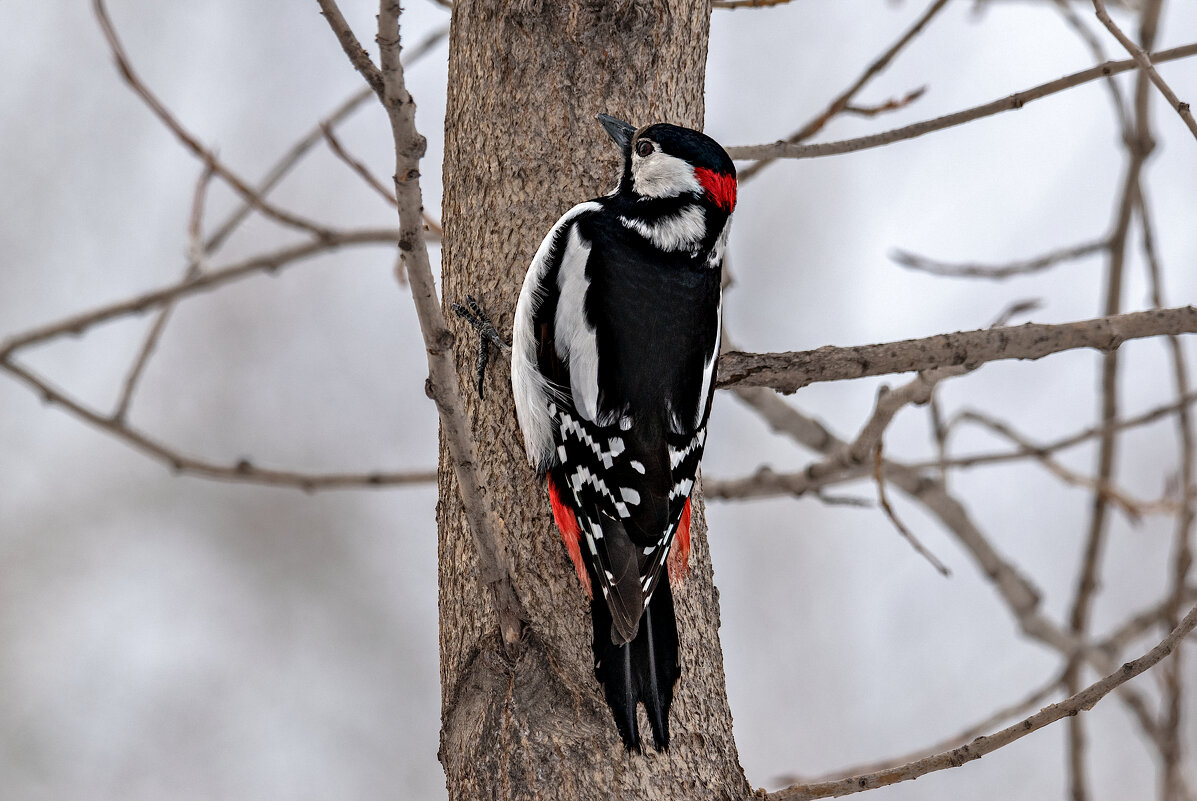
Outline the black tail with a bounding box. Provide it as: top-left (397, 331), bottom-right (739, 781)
top-left (591, 571), bottom-right (680, 751)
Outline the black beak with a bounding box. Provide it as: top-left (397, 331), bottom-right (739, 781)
top-left (597, 114), bottom-right (635, 150)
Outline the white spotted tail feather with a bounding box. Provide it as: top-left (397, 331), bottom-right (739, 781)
top-left (510, 114), bottom-right (735, 752)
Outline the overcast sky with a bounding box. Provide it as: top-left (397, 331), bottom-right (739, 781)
top-left (2, 1), bottom-right (1195, 799)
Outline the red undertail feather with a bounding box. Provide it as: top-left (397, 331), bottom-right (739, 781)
top-left (695, 167), bottom-right (737, 213)
top-left (548, 475), bottom-right (592, 598)
top-left (667, 498), bottom-right (692, 584)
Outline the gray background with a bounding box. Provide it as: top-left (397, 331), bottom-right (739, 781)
top-left (2, 0), bottom-right (1195, 798)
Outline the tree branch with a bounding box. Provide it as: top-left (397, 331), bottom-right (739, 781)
top-left (93, 0), bottom-right (338, 241)
top-left (1092, 0), bottom-right (1197, 140)
top-left (316, 0), bottom-right (524, 644)
top-left (716, 306), bottom-right (1197, 392)
top-left (1, 358), bottom-right (435, 491)
top-left (738, 0), bottom-right (947, 182)
top-left (726, 44), bottom-right (1197, 161)
top-left (769, 603), bottom-right (1197, 799)
top-left (891, 238), bottom-right (1108, 280)
top-left (0, 229), bottom-right (400, 359)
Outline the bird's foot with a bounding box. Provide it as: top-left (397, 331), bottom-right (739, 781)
top-left (451, 295), bottom-right (511, 400)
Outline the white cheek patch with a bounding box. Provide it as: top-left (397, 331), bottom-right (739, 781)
top-left (632, 150), bottom-right (701, 199)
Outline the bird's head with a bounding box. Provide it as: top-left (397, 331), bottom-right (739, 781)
top-left (597, 114), bottom-right (737, 214)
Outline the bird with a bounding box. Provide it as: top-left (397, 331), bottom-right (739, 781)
top-left (510, 113), bottom-right (735, 751)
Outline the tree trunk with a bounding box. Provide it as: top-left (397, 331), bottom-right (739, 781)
top-left (437, 2), bottom-right (750, 798)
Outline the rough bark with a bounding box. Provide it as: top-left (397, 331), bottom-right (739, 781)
top-left (436, 2), bottom-right (751, 799)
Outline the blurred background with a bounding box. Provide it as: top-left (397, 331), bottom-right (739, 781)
top-left (2, 0), bottom-right (1195, 798)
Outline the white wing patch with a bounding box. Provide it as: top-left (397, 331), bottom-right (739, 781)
top-left (619, 205), bottom-right (706, 253)
top-left (706, 215), bottom-right (732, 268)
top-left (554, 226), bottom-right (601, 422)
top-left (511, 201), bottom-right (601, 467)
top-left (694, 298), bottom-right (722, 428)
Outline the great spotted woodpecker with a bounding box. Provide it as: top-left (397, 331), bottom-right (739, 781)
top-left (510, 114), bottom-right (735, 751)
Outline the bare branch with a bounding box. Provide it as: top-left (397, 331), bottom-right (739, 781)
top-left (726, 43), bottom-right (1197, 161)
top-left (93, 0), bottom-right (337, 241)
top-left (205, 24), bottom-right (444, 253)
top-left (1096, 584), bottom-right (1197, 657)
top-left (1093, 0), bottom-right (1197, 140)
top-left (317, 0), bottom-right (524, 643)
top-left (873, 442), bottom-right (952, 576)
top-left (769, 603), bottom-right (1197, 800)
top-left (1063, 6), bottom-right (1163, 780)
top-left (0, 229), bottom-right (400, 359)
top-left (906, 390), bottom-right (1197, 474)
top-left (956, 410), bottom-right (1157, 519)
top-left (790, 670), bottom-right (1064, 786)
top-left (1052, 0), bottom-right (1132, 136)
top-left (113, 162), bottom-right (215, 422)
top-left (704, 463), bottom-right (855, 501)
top-left (891, 238), bottom-right (1108, 280)
top-left (716, 306), bottom-right (1197, 392)
top-left (738, 0), bottom-right (947, 182)
top-left (731, 384), bottom-right (1191, 773)
top-left (111, 26), bottom-right (447, 423)
top-left (322, 122), bottom-right (400, 206)
top-left (320, 123), bottom-right (445, 241)
top-left (1, 358), bottom-right (434, 492)
top-left (1141, 179), bottom-right (1195, 801)
top-left (841, 86), bottom-right (927, 117)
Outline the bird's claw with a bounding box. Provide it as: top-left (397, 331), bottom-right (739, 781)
top-left (452, 295), bottom-right (511, 400)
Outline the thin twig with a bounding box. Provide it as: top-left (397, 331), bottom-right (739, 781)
top-left (1093, 0), bottom-right (1197, 140)
top-left (726, 43), bottom-right (1197, 161)
top-left (891, 238), bottom-right (1107, 280)
top-left (806, 366), bottom-right (968, 482)
top-left (1064, 1), bottom-right (1163, 783)
top-left (93, 0), bottom-right (336, 241)
top-left (786, 670), bottom-right (1064, 786)
top-left (1052, 0), bottom-right (1132, 137)
top-left (732, 380), bottom-right (1190, 775)
top-left (873, 442), bottom-right (951, 576)
top-left (769, 603), bottom-right (1197, 800)
top-left (112, 162), bottom-right (214, 422)
top-left (0, 229), bottom-right (400, 359)
top-left (111, 26), bottom-right (448, 423)
top-left (910, 391), bottom-right (1197, 474)
top-left (842, 87), bottom-right (928, 118)
top-left (322, 121), bottom-right (400, 205)
top-left (320, 122), bottom-right (445, 241)
top-left (1, 358), bottom-right (435, 492)
top-left (709, 391), bottom-right (1197, 502)
top-left (1140, 179), bottom-right (1195, 800)
top-left (738, 0), bottom-right (948, 182)
top-left (716, 306), bottom-right (1197, 392)
top-left (956, 410), bottom-right (1155, 519)
top-left (317, 0), bottom-right (524, 644)
top-left (732, 385), bottom-right (1070, 647)
top-left (1096, 584), bottom-right (1197, 657)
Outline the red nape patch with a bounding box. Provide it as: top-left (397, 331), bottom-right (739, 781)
top-left (548, 476), bottom-right (592, 599)
top-left (695, 167), bottom-right (737, 213)
top-left (667, 498), bottom-right (692, 584)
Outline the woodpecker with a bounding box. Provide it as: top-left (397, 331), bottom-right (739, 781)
top-left (510, 114), bottom-right (735, 751)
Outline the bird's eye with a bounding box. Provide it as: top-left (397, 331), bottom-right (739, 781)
top-left (635, 140), bottom-right (654, 157)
